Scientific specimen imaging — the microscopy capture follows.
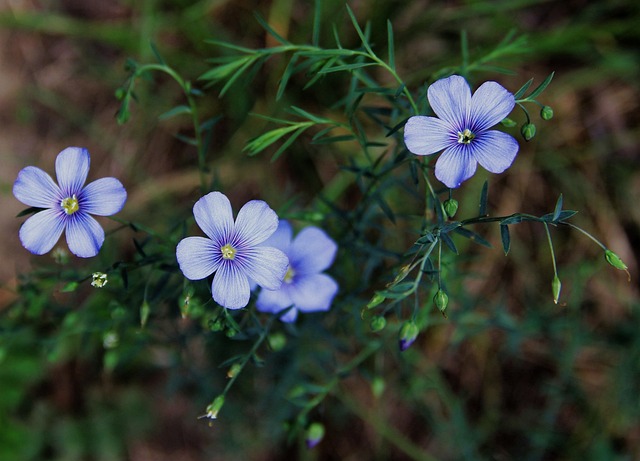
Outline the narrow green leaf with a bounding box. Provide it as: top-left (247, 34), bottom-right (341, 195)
top-left (61, 281), bottom-right (79, 292)
top-left (204, 39), bottom-right (256, 54)
top-left (440, 233), bottom-right (458, 254)
top-left (150, 42), bottom-right (166, 65)
top-left (526, 71), bottom-right (555, 100)
top-left (253, 12), bottom-right (291, 45)
top-left (158, 105), bottom-right (192, 121)
top-left (16, 206), bottom-right (44, 218)
top-left (500, 224), bottom-right (511, 255)
top-left (552, 193), bottom-right (563, 221)
top-left (479, 180), bottom-right (489, 216)
top-left (440, 221), bottom-right (462, 233)
top-left (219, 57), bottom-right (261, 97)
top-left (500, 215), bottom-right (524, 225)
top-left (312, 0), bottom-right (322, 46)
top-left (374, 193), bottom-right (396, 224)
top-left (541, 210), bottom-right (577, 222)
top-left (269, 126), bottom-right (309, 162)
top-left (387, 20), bottom-right (395, 70)
top-left (317, 62), bottom-right (377, 74)
top-left (345, 4), bottom-right (374, 55)
top-left (454, 227), bottom-right (492, 248)
top-left (199, 56), bottom-right (252, 82)
top-left (311, 135), bottom-right (356, 145)
top-left (513, 77), bottom-right (534, 99)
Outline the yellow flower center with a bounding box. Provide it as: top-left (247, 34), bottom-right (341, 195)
top-left (283, 266), bottom-right (295, 284)
top-left (220, 244), bottom-right (237, 260)
top-left (457, 128), bottom-right (475, 144)
top-left (60, 195), bottom-right (80, 215)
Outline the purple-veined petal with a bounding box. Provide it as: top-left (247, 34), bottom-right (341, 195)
top-left (239, 246), bottom-right (288, 290)
top-left (290, 227), bottom-right (337, 275)
top-left (435, 145), bottom-right (478, 188)
top-left (256, 285), bottom-right (293, 313)
top-left (289, 273), bottom-right (338, 313)
top-left (469, 81), bottom-right (515, 133)
top-left (13, 166), bottom-right (62, 208)
top-left (18, 209), bottom-right (65, 255)
top-left (234, 200), bottom-right (279, 246)
top-left (55, 147), bottom-right (90, 196)
top-left (211, 262), bottom-right (250, 309)
top-left (427, 75), bottom-right (471, 129)
top-left (471, 130), bottom-right (519, 173)
top-left (80, 178), bottom-right (127, 216)
top-left (404, 116), bottom-right (453, 156)
top-left (260, 220), bottom-right (292, 252)
top-left (176, 236), bottom-right (220, 280)
top-left (65, 213), bottom-right (105, 258)
top-left (193, 192), bottom-right (234, 243)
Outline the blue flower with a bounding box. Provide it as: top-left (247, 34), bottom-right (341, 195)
top-left (13, 147), bottom-right (127, 257)
top-left (404, 75), bottom-right (519, 188)
top-left (256, 221), bottom-right (338, 323)
top-left (176, 191), bottom-right (289, 310)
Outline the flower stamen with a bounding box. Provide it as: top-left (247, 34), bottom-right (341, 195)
top-left (221, 243), bottom-right (237, 260)
top-left (61, 194), bottom-right (80, 215)
top-left (283, 266), bottom-right (295, 284)
top-left (457, 128), bottom-right (475, 144)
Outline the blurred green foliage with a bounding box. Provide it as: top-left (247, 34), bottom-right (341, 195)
top-left (1, 0), bottom-right (639, 460)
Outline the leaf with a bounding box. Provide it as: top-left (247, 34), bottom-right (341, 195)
top-left (276, 53), bottom-right (299, 101)
top-left (387, 20), bottom-right (395, 70)
top-left (552, 194), bottom-right (563, 221)
top-left (16, 206), bottom-right (44, 218)
top-left (158, 105), bottom-right (192, 121)
top-left (500, 215), bottom-right (524, 225)
top-left (312, 0), bottom-right (322, 46)
top-left (317, 62), bottom-right (377, 74)
top-left (513, 78), bottom-right (534, 99)
top-left (541, 210), bottom-right (578, 222)
top-left (479, 180), bottom-right (489, 216)
top-left (453, 227), bottom-right (492, 248)
top-left (61, 281), bottom-right (79, 293)
top-left (244, 124), bottom-right (307, 156)
top-left (269, 126), bottom-right (308, 162)
top-left (345, 4), bottom-right (374, 55)
top-left (373, 193), bottom-right (396, 224)
top-left (253, 12), bottom-right (291, 45)
top-left (440, 233), bottom-right (458, 254)
top-left (526, 71), bottom-right (555, 100)
top-left (500, 224), bottom-right (511, 255)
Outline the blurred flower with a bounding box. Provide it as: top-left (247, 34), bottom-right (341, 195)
top-left (398, 320), bottom-right (419, 352)
top-left (305, 422), bottom-right (325, 449)
top-left (404, 75), bottom-right (519, 188)
top-left (256, 221), bottom-right (338, 322)
top-left (91, 272), bottom-right (108, 288)
top-left (176, 191), bottom-right (288, 309)
top-left (13, 147), bottom-right (127, 257)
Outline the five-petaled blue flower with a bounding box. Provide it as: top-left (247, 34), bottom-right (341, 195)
top-left (404, 75), bottom-right (519, 188)
top-left (176, 191), bottom-right (289, 310)
top-left (13, 147), bottom-right (127, 258)
top-left (256, 221), bottom-right (338, 323)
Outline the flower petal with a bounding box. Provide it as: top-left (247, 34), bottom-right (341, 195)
top-left (55, 147), bottom-right (90, 196)
top-left (427, 75), bottom-right (471, 129)
top-left (193, 192), bottom-right (234, 243)
top-left (469, 81), bottom-right (515, 132)
top-left (176, 236), bottom-right (220, 280)
top-left (18, 209), bottom-right (65, 255)
top-left (471, 130), bottom-right (519, 173)
top-left (212, 262), bottom-right (250, 309)
top-left (435, 145), bottom-right (478, 188)
top-left (239, 247), bottom-right (288, 290)
top-left (256, 286), bottom-right (293, 314)
top-left (404, 116), bottom-right (453, 156)
top-left (289, 273), bottom-right (338, 313)
top-left (13, 166), bottom-right (61, 208)
top-left (80, 178), bottom-right (127, 216)
top-left (234, 200), bottom-right (279, 247)
top-left (260, 220), bottom-right (292, 252)
top-left (290, 227), bottom-right (337, 275)
top-left (65, 213), bottom-right (105, 257)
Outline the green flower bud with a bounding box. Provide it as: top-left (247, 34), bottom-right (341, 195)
top-left (370, 315), bottom-right (387, 332)
top-left (443, 198), bottom-right (459, 218)
top-left (366, 292), bottom-right (385, 309)
top-left (552, 275), bottom-right (561, 304)
top-left (140, 301), bottom-right (150, 328)
top-left (371, 376), bottom-right (385, 399)
top-left (521, 123), bottom-right (536, 141)
top-left (268, 332), bottom-right (287, 352)
top-left (398, 321), bottom-right (419, 351)
top-left (540, 105), bottom-right (554, 120)
top-left (203, 395), bottom-right (225, 420)
top-left (433, 289), bottom-right (449, 316)
top-left (227, 363), bottom-right (242, 379)
top-left (501, 117), bottom-right (517, 127)
top-left (306, 422), bottom-right (325, 449)
top-left (605, 249), bottom-right (630, 281)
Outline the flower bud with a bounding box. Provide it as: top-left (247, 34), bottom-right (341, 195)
top-left (501, 117), bottom-right (517, 127)
top-left (306, 422), bottom-right (325, 449)
top-left (605, 249), bottom-right (630, 281)
top-left (227, 363), bottom-right (242, 379)
top-left (366, 292), bottom-right (385, 309)
top-left (140, 301), bottom-right (150, 327)
top-left (443, 198), bottom-right (459, 218)
top-left (398, 321), bottom-right (419, 351)
top-left (202, 395), bottom-right (225, 420)
top-left (433, 289), bottom-right (448, 317)
top-left (521, 123), bottom-right (536, 141)
top-left (268, 332), bottom-right (287, 352)
top-left (540, 105), bottom-right (554, 120)
top-left (371, 376), bottom-right (385, 399)
top-left (370, 315), bottom-right (387, 332)
top-left (552, 275), bottom-right (561, 304)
